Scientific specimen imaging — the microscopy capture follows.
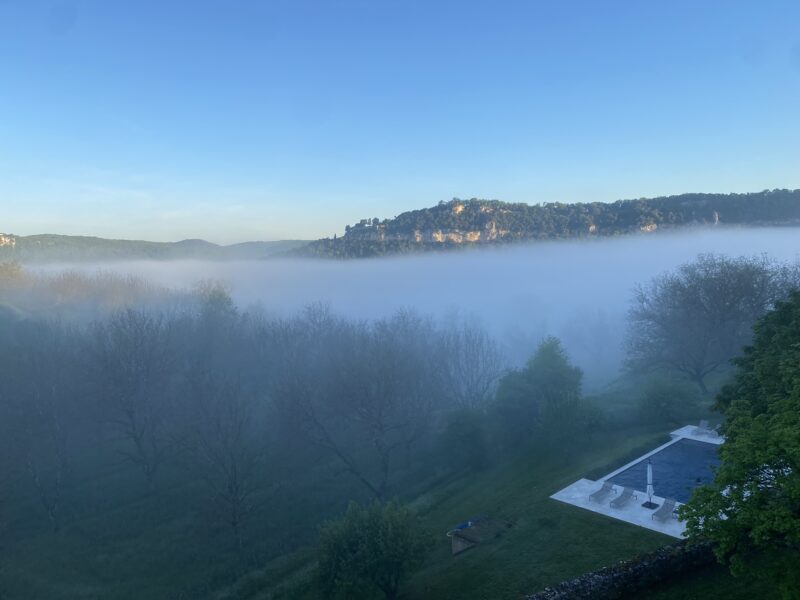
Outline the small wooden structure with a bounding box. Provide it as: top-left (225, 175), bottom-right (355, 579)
top-left (450, 531), bottom-right (477, 555)
top-left (447, 516), bottom-right (512, 555)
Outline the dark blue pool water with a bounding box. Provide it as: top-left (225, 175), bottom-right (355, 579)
top-left (607, 439), bottom-right (720, 504)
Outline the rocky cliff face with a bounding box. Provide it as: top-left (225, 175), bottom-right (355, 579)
top-left (345, 203), bottom-right (513, 245)
top-left (346, 223), bottom-right (511, 244)
top-left (300, 191), bottom-right (800, 258)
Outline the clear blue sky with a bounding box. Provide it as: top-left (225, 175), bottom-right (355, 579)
top-left (1, 0), bottom-right (799, 243)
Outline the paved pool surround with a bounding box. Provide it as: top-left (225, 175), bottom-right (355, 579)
top-left (550, 425), bottom-right (724, 538)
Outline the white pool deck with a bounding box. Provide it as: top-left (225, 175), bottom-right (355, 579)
top-left (550, 425), bottom-right (724, 539)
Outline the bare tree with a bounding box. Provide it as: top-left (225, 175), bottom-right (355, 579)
top-left (438, 316), bottom-right (504, 409)
top-left (272, 307), bottom-right (440, 500)
top-left (91, 309), bottom-right (177, 488)
top-left (334, 310), bottom-right (440, 499)
top-left (185, 376), bottom-right (264, 548)
top-left (178, 292), bottom-right (269, 547)
top-left (627, 254), bottom-right (798, 394)
top-left (1, 321), bottom-right (78, 531)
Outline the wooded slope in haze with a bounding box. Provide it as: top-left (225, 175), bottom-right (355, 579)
top-left (300, 189), bottom-right (800, 258)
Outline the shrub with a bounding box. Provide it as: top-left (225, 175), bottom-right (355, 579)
top-left (317, 500), bottom-right (429, 600)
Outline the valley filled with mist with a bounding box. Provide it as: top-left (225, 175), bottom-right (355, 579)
top-left (4, 1), bottom-right (800, 597)
top-left (2, 224), bottom-right (799, 600)
top-left (24, 226), bottom-right (800, 389)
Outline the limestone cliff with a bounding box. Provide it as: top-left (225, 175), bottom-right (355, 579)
top-left (298, 190), bottom-right (800, 258)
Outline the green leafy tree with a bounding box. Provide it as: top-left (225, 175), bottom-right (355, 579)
top-left (681, 292), bottom-right (800, 597)
top-left (636, 375), bottom-right (701, 424)
top-left (317, 500), bottom-right (429, 600)
top-left (494, 336), bottom-right (583, 443)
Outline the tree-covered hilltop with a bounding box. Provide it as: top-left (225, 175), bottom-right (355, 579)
top-left (0, 234), bottom-right (309, 263)
top-left (298, 189), bottom-right (800, 258)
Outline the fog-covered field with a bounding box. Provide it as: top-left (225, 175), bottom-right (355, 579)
top-left (31, 227), bottom-right (800, 389)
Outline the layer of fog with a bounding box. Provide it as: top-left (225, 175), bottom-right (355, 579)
top-left (32, 227), bottom-right (800, 390)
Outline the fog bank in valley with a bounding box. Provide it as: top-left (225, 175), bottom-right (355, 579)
top-left (32, 227), bottom-right (800, 389)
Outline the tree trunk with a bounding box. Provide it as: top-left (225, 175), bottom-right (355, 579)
top-left (693, 373), bottom-right (710, 396)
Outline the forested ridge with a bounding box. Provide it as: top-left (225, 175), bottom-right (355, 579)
top-left (0, 234), bottom-right (308, 263)
top-left (4, 190), bottom-right (799, 262)
top-left (299, 189), bottom-right (800, 258)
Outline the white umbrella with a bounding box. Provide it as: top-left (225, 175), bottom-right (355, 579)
top-left (646, 459), bottom-right (654, 504)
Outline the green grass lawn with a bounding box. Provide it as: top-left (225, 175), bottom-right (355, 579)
top-left (1, 426), bottom-right (777, 600)
top-left (0, 444), bottom-right (369, 600)
top-left (405, 431), bottom-right (671, 599)
top-left (217, 427), bottom-right (776, 600)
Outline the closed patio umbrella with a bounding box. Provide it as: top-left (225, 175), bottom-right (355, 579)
top-left (643, 458), bottom-right (658, 509)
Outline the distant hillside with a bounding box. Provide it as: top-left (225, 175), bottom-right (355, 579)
top-left (0, 234), bottom-right (309, 263)
top-left (298, 189), bottom-right (800, 258)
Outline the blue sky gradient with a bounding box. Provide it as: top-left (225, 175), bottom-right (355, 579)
top-left (1, 0), bottom-right (799, 242)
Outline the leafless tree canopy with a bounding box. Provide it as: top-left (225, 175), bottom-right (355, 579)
top-left (90, 309), bottom-right (179, 487)
top-left (0, 322), bottom-right (80, 532)
top-left (270, 307), bottom-right (459, 499)
top-left (626, 254), bottom-right (800, 393)
top-left (0, 275), bottom-right (532, 541)
top-left (438, 315), bottom-right (504, 410)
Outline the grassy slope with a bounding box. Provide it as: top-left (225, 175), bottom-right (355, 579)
top-left (0, 445), bottom-right (368, 600)
top-left (1, 427), bottom-right (776, 600)
top-left (406, 433), bottom-right (669, 599)
top-left (219, 428), bottom-right (777, 600)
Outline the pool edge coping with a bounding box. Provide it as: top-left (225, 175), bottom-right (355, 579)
top-left (548, 424), bottom-right (725, 539)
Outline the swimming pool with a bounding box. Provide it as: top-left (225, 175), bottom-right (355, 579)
top-left (607, 438), bottom-right (720, 503)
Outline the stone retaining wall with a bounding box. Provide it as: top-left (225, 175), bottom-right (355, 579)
top-left (526, 541), bottom-right (715, 600)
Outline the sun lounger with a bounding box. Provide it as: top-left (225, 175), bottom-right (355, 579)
top-left (652, 497), bottom-right (677, 522)
top-left (589, 481), bottom-right (616, 503)
top-left (692, 420), bottom-right (710, 435)
top-left (609, 486), bottom-right (637, 509)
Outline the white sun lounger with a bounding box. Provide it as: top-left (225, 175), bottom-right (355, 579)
top-left (652, 497), bottom-right (678, 522)
top-left (589, 480), bottom-right (616, 503)
top-left (609, 486), bottom-right (637, 509)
